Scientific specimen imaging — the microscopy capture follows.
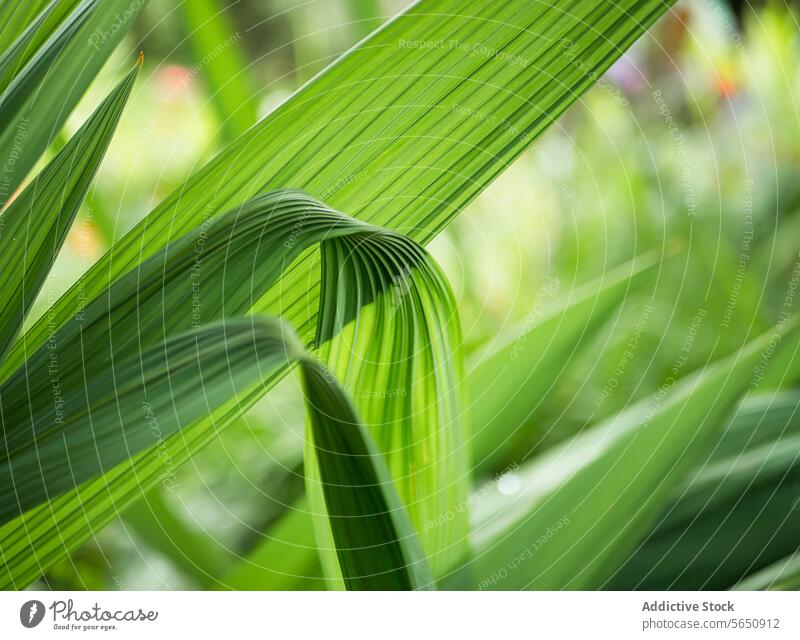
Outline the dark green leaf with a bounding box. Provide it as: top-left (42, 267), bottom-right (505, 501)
top-left (0, 316), bottom-right (432, 590)
top-left (465, 319), bottom-right (800, 590)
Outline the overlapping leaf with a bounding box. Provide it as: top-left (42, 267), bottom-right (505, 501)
top-left (300, 361), bottom-right (433, 590)
top-left (0, 191), bottom-right (454, 589)
top-left (0, 61), bottom-right (139, 366)
top-left (309, 223), bottom-right (468, 582)
top-left (0, 0), bottom-right (145, 206)
top-left (0, 318), bottom-right (297, 522)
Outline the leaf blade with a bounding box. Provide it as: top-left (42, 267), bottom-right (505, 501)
top-left (0, 61), bottom-right (139, 367)
top-left (0, 0), bottom-right (146, 206)
top-left (1, 0), bottom-right (676, 380)
top-left (468, 253), bottom-right (660, 475)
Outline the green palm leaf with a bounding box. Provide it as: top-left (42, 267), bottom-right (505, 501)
top-left (1, 0), bottom-right (675, 380)
top-left (0, 0), bottom-right (55, 56)
top-left (734, 553), bottom-right (800, 591)
top-left (0, 316), bottom-right (431, 590)
top-left (179, 0), bottom-right (257, 142)
top-left (0, 191), bottom-right (452, 589)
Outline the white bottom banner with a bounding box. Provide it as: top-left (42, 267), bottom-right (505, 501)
top-left (1, 591), bottom-right (797, 639)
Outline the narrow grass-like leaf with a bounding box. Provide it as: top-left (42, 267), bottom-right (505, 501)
top-left (468, 254), bottom-right (660, 475)
top-left (465, 319), bottom-right (800, 590)
top-left (0, 61), bottom-right (138, 367)
top-left (610, 481), bottom-right (800, 590)
top-left (179, 0), bottom-right (257, 142)
top-left (609, 390), bottom-right (800, 589)
top-left (0, 0), bottom-right (146, 206)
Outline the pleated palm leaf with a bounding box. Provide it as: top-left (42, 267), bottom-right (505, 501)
top-left (1, 0), bottom-right (798, 591)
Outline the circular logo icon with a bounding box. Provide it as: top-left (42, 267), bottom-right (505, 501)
top-left (20, 600), bottom-right (45, 628)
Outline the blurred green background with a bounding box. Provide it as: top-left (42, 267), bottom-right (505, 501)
top-left (28, 0), bottom-right (800, 589)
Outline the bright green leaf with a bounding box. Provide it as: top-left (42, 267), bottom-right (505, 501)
top-left (1, 0), bottom-right (676, 381)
